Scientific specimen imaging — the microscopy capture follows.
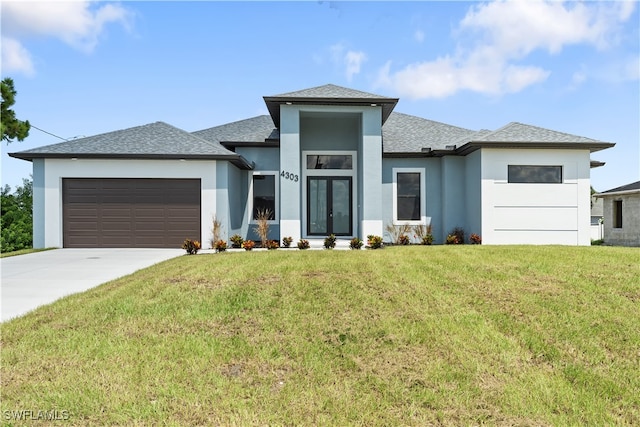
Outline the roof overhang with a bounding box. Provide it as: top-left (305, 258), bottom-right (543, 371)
top-left (8, 152), bottom-right (255, 170)
top-left (263, 95), bottom-right (399, 128)
top-left (455, 141), bottom-right (616, 156)
top-left (590, 160), bottom-right (606, 168)
top-left (220, 140), bottom-right (280, 149)
top-left (594, 189), bottom-right (640, 198)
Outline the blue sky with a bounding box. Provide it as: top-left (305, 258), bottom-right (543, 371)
top-left (2, 1), bottom-right (638, 192)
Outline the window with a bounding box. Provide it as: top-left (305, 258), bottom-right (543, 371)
top-left (306, 155), bottom-right (352, 170)
top-left (613, 200), bottom-right (623, 228)
top-left (393, 168), bottom-right (425, 224)
top-left (508, 165), bottom-right (562, 183)
top-left (250, 172), bottom-right (277, 222)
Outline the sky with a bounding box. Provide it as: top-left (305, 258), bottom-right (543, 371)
top-left (1, 0), bottom-right (639, 193)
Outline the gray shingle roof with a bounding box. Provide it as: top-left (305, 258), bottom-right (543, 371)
top-left (271, 84), bottom-right (394, 100)
top-left (9, 121), bottom-right (237, 160)
top-left (382, 112), bottom-right (476, 153)
top-left (472, 122), bottom-right (604, 143)
top-left (598, 180), bottom-right (640, 194)
top-left (193, 115), bottom-right (278, 144)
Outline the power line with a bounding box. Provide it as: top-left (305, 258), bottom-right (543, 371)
top-left (30, 124), bottom-right (69, 141)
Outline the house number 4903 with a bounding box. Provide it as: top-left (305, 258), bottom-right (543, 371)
top-left (280, 170), bottom-right (299, 182)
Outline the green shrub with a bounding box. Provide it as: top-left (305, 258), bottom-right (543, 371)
top-left (323, 234), bottom-right (337, 249)
top-left (367, 235), bottom-right (383, 249)
top-left (230, 234), bottom-right (244, 248)
top-left (349, 237), bottom-right (363, 250)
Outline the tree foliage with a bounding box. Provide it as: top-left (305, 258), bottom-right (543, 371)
top-left (1, 77), bottom-right (31, 143)
top-left (1, 178), bottom-right (33, 252)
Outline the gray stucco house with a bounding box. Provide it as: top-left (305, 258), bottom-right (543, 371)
top-left (9, 84), bottom-right (615, 248)
top-left (595, 181), bottom-right (640, 247)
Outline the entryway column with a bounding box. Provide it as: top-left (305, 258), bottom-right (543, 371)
top-left (279, 105), bottom-right (302, 241)
top-left (360, 107), bottom-right (383, 239)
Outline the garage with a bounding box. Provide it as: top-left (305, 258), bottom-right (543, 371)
top-left (63, 178), bottom-right (201, 248)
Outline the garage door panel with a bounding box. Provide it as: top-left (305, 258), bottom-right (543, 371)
top-left (63, 178), bottom-right (200, 248)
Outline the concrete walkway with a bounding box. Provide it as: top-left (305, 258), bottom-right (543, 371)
top-left (1, 248), bottom-right (183, 322)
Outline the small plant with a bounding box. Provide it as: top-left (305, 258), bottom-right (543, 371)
top-left (181, 239), bottom-right (201, 255)
top-left (266, 239), bottom-right (279, 250)
top-left (367, 235), bottom-right (383, 249)
top-left (415, 224), bottom-right (433, 245)
top-left (214, 239), bottom-right (227, 252)
top-left (282, 236), bottom-right (293, 248)
top-left (242, 240), bottom-right (255, 251)
top-left (323, 234), bottom-right (337, 249)
top-left (254, 208), bottom-right (272, 248)
top-left (470, 233), bottom-right (482, 244)
top-left (398, 234), bottom-right (410, 245)
top-left (349, 237), bottom-right (363, 250)
top-left (385, 223), bottom-right (412, 245)
top-left (210, 215), bottom-right (223, 249)
top-left (591, 239), bottom-right (604, 246)
top-left (446, 227), bottom-right (465, 244)
top-left (297, 239), bottom-right (310, 250)
top-left (230, 234), bottom-right (244, 248)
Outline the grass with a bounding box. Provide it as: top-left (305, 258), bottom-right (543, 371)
top-left (0, 248), bottom-right (55, 258)
top-left (1, 246), bottom-right (639, 425)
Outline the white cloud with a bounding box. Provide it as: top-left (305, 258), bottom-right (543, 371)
top-left (330, 42), bottom-right (367, 82)
top-left (1, 37), bottom-right (35, 76)
top-left (414, 30), bottom-right (425, 43)
top-left (1, 1), bottom-right (132, 75)
top-left (377, 0), bottom-right (636, 99)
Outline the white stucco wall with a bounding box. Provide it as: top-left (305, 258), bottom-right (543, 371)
top-left (34, 158), bottom-right (217, 248)
top-left (480, 148), bottom-right (591, 245)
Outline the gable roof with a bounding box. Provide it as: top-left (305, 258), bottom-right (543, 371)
top-left (596, 180), bottom-right (640, 196)
top-left (264, 84), bottom-right (398, 127)
top-left (9, 121), bottom-right (254, 168)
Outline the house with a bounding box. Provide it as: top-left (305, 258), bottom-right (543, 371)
top-left (9, 84), bottom-right (615, 248)
top-left (594, 181), bottom-right (640, 247)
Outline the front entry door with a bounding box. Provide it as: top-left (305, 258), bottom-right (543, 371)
top-left (307, 177), bottom-right (352, 236)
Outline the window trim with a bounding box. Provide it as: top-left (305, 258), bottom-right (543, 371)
top-left (507, 165), bottom-right (563, 184)
top-left (248, 171), bottom-right (279, 224)
top-left (392, 168), bottom-right (426, 225)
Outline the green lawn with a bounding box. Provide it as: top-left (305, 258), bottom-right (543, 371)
top-left (1, 246), bottom-right (638, 425)
top-left (0, 248), bottom-right (55, 258)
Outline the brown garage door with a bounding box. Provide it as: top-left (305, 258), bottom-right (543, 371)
top-left (63, 178), bottom-right (201, 248)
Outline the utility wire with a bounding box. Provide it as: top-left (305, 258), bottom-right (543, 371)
top-left (30, 124), bottom-right (69, 141)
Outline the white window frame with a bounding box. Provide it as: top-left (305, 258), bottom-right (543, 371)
top-left (248, 171), bottom-right (279, 224)
top-left (392, 168), bottom-right (426, 225)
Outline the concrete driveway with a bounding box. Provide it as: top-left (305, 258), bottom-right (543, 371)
top-left (1, 248), bottom-right (183, 322)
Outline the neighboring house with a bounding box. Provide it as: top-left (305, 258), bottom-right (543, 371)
top-left (591, 196), bottom-right (604, 241)
top-left (10, 84), bottom-right (615, 248)
top-left (594, 181), bottom-right (640, 247)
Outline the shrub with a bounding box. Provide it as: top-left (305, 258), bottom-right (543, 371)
top-left (421, 235), bottom-right (433, 245)
top-left (266, 239), bottom-right (280, 250)
top-left (414, 223), bottom-right (434, 245)
top-left (470, 233), bottom-right (482, 244)
top-left (367, 235), bottom-right (383, 249)
top-left (210, 215), bottom-right (222, 249)
top-left (242, 240), bottom-right (255, 251)
top-left (214, 239), bottom-right (227, 252)
top-left (297, 239), bottom-right (310, 250)
top-left (446, 227), bottom-right (465, 244)
top-left (591, 239), bottom-right (604, 246)
top-left (323, 234), bottom-right (337, 249)
top-left (253, 208), bottom-right (272, 248)
top-left (349, 237), bottom-right (363, 250)
top-left (385, 223), bottom-right (411, 245)
top-left (182, 238), bottom-right (201, 255)
top-left (398, 235), bottom-right (410, 245)
top-left (230, 234), bottom-right (244, 248)
top-left (282, 236), bottom-right (293, 248)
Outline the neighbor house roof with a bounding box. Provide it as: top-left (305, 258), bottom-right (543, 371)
top-left (9, 121), bottom-right (254, 169)
top-left (595, 180), bottom-right (640, 197)
top-left (264, 84), bottom-right (399, 127)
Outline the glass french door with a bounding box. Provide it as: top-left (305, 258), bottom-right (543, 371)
top-left (307, 177), bottom-right (352, 236)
